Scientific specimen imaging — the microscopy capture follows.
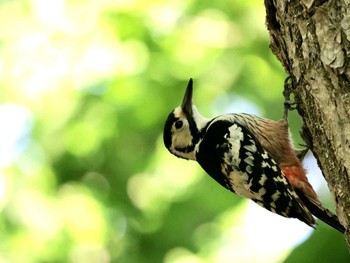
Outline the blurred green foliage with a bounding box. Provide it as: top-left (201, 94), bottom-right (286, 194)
top-left (0, 0), bottom-right (348, 263)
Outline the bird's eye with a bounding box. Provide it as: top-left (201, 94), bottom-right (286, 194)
top-left (175, 120), bottom-right (183, 129)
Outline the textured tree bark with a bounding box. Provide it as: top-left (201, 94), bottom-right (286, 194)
top-left (264, 0), bottom-right (350, 247)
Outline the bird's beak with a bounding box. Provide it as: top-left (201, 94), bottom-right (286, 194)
top-left (181, 78), bottom-right (193, 115)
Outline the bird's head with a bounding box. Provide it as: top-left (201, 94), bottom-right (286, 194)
top-left (163, 79), bottom-right (210, 160)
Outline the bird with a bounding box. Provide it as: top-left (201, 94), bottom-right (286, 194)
top-left (163, 78), bottom-right (345, 233)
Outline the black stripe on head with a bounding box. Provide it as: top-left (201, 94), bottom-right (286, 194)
top-left (186, 114), bottom-right (201, 148)
top-left (163, 111), bottom-right (178, 149)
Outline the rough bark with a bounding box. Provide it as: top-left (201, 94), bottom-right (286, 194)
top-left (264, 0), bottom-right (350, 247)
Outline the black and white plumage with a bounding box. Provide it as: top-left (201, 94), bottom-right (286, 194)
top-left (163, 79), bottom-right (345, 233)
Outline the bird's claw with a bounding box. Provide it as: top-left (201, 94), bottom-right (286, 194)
top-left (295, 145), bottom-right (309, 161)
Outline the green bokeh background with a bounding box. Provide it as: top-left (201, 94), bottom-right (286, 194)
top-left (0, 1), bottom-right (348, 262)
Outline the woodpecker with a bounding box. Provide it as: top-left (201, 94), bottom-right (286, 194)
top-left (163, 78), bottom-right (345, 233)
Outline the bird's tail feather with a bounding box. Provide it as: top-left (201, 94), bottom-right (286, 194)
top-left (296, 189), bottom-right (345, 233)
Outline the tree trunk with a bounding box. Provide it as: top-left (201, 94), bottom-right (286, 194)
top-left (264, 0), bottom-right (350, 247)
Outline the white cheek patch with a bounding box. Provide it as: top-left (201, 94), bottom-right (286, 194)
top-left (172, 128), bottom-right (193, 148)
